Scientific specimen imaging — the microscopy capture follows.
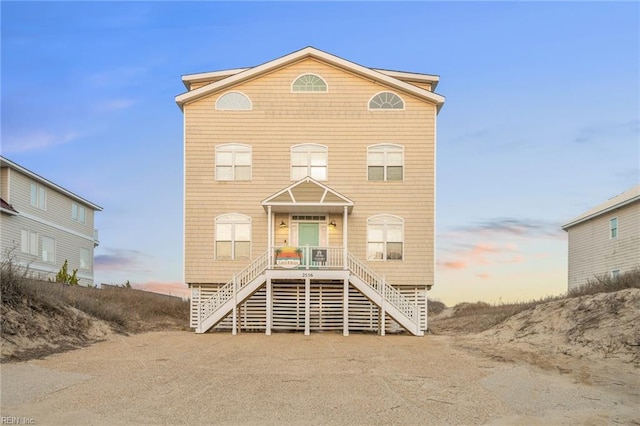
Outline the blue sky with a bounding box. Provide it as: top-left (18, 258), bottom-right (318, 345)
top-left (2, 1), bottom-right (638, 305)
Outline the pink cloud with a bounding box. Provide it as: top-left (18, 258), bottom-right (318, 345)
top-left (475, 273), bottom-right (490, 280)
top-left (439, 241), bottom-right (525, 271)
top-left (440, 260), bottom-right (467, 270)
top-left (134, 281), bottom-right (190, 299)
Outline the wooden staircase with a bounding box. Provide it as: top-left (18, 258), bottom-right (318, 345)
top-left (194, 251), bottom-right (423, 335)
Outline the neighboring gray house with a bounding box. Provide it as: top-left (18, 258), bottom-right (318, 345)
top-left (562, 184), bottom-right (640, 291)
top-left (0, 157), bottom-right (102, 285)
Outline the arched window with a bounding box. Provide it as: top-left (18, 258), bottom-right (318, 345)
top-left (367, 215), bottom-right (404, 261)
top-left (368, 144), bottom-right (404, 181)
top-left (215, 214), bottom-right (251, 260)
top-left (291, 144), bottom-right (328, 181)
top-left (215, 92), bottom-right (252, 110)
top-left (216, 144), bottom-right (252, 181)
top-left (368, 92), bottom-right (404, 110)
top-left (292, 74), bottom-right (328, 92)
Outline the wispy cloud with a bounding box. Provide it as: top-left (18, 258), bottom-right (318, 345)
top-left (573, 119), bottom-right (639, 145)
top-left (438, 242), bottom-right (521, 271)
top-left (451, 217), bottom-right (564, 239)
top-left (2, 130), bottom-right (81, 154)
top-left (94, 248), bottom-right (147, 272)
top-left (87, 66), bottom-right (148, 88)
top-left (94, 98), bottom-right (136, 112)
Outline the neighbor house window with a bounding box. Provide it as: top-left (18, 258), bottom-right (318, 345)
top-left (610, 217), bottom-right (618, 239)
top-left (368, 144), bottom-right (404, 181)
top-left (292, 74), bottom-right (328, 92)
top-left (215, 92), bottom-right (252, 110)
top-left (42, 236), bottom-right (55, 263)
top-left (611, 269), bottom-right (621, 279)
top-left (291, 144), bottom-right (327, 181)
top-left (216, 144), bottom-right (252, 181)
top-left (367, 215), bottom-right (404, 261)
top-left (21, 230), bottom-right (37, 255)
top-left (30, 183), bottom-right (46, 210)
top-left (80, 248), bottom-right (91, 270)
top-left (369, 92), bottom-right (404, 110)
top-left (72, 203), bottom-right (86, 224)
top-left (216, 214), bottom-right (251, 260)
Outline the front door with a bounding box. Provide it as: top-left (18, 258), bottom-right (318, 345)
top-left (298, 223), bottom-right (319, 267)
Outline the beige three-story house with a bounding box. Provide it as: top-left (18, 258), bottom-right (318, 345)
top-left (176, 47), bottom-right (445, 335)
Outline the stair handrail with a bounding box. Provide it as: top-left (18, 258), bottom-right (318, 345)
top-left (347, 252), bottom-right (419, 324)
top-left (199, 250), bottom-right (269, 321)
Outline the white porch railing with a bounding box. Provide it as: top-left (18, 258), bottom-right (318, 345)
top-left (347, 252), bottom-right (420, 328)
top-left (270, 246), bottom-right (344, 269)
top-left (198, 250), bottom-right (269, 323)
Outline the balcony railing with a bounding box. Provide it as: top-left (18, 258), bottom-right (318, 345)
top-left (270, 246), bottom-right (344, 269)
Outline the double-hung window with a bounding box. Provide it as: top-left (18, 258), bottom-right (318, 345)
top-left (216, 144), bottom-right (252, 181)
top-left (610, 217), bottom-right (618, 239)
top-left (367, 215), bottom-right (404, 261)
top-left (368, 144), bottom-right (404, 181)
top-left (42, 236), bottom-right (56, 263)
top-left (72, 203), bottom-right (86, 223)
top-left (291, 144), bottom-right (327, 181)
top-left (215, 214), bottom-right (251, 260)
top-left (21, 230), bottom-right (37, 255)
top-left (30, 183), bottom-right (46, 210)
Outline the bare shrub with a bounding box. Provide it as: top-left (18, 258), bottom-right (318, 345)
top-left (568, 268), bottom-right (640, 298)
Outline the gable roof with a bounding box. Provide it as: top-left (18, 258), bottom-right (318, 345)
top-left (262, 177), bottom-right (354, 214)
top-left (175, 46), bottom-right (445, 111)
top-left (0, 156), bottom-right (103, 211)
top-left (0, 197), bottom-right (18, 215)
top-left (562, 184), bottom-right (640, 230)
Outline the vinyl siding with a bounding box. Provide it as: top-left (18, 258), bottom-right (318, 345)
top-left (184, 58), bottom-right (436, 289)
top-left (0, 166), bottom-right (97, 285)
top-left (566, 201), bottom-right (640, 290)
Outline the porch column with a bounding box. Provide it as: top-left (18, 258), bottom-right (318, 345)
top-left (266, 277), bottom-right (272, 335)
top-left (342, 206), bottom-right (348, 269)
top-left (267, 206), bottom-right (272, 268)
top-left (304, 278), bottom-right (310, 336)
top-left (343, 278), bottom-right (349, 336)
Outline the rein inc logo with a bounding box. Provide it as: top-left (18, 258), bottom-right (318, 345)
top-left (1, 418), bottom-right (35, 425)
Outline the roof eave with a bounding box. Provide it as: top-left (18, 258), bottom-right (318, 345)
top-left (562, 195), bottom-right (640, 230)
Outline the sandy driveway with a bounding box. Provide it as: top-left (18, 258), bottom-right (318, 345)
top-left (1, 331), bottom-right (638, 425)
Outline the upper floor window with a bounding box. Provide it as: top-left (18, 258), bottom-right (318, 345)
top-left (215, 214), bottom-right (251, 260)
top-left (216, 144), bottom-right (252, 181)
top-left (368, 144), bottom-right (404, 181)
top-left (42, 236), bottom-right (56, 263)
top-left (30, 183), bottom-right (46, 210)
top-left (369, 92), bottom-right (404, 110)
top-left (610, 217), bottom-right (618, 239)
top-left (367, 215), bottom-right (404, 261)
top-left (215, 92), bottom-right (252, 110)
top-left (292, 74), bottom-right (328, 92)
top-left (72, 203), bottom-right (86, 224)
top-left (611, 269), bottom-right (621, 279)
top-left (291, 144), bottom-right (327, 181)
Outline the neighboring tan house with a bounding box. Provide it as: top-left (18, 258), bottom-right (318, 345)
top-left (176, 47), bottom-right (445, 336)
top-left (0, 157), bottom-right (102, 285)
top-left (562, 184), bottom-right (640, 291)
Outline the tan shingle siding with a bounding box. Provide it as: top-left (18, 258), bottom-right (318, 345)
top-left (185, 58), bottom-right (435, 287)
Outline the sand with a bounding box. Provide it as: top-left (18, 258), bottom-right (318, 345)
top-left (1, 331), bottom-right (638, 425)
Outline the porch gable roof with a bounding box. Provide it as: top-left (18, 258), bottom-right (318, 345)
top-left (262, 177), bottom-right (354, 214)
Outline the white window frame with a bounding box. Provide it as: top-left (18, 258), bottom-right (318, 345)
top-left (21, 229), bottom-right (38, 255)
top-left (368, 91), bottom-right (405, 110)
top-left (367, 144), bottom-right (404, 181)
top-left (215, 214), bottom-right (252, 260)
top-left (610, 217), bottom-right (618, 239)
top-left (72, 203), bottom-right (86, 224)
top-left (215, 144), bottom-right (252, 181)
top-left (291, 73), bottom-right (328, 92)
top-left (30, 183), bottom-right (47, 210)
top-left (80, 247), bottom-right (91, 270)
top-left (215, 91), bottom-right (252, 111)
top-left (290, 144), bottom-right (328, 181)
top-left (611, 269), bottom-right (621, 279)
top-left (366, 215), bottom-right (404, 261)
top-left (41, 236), bottom-right (56, 263)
